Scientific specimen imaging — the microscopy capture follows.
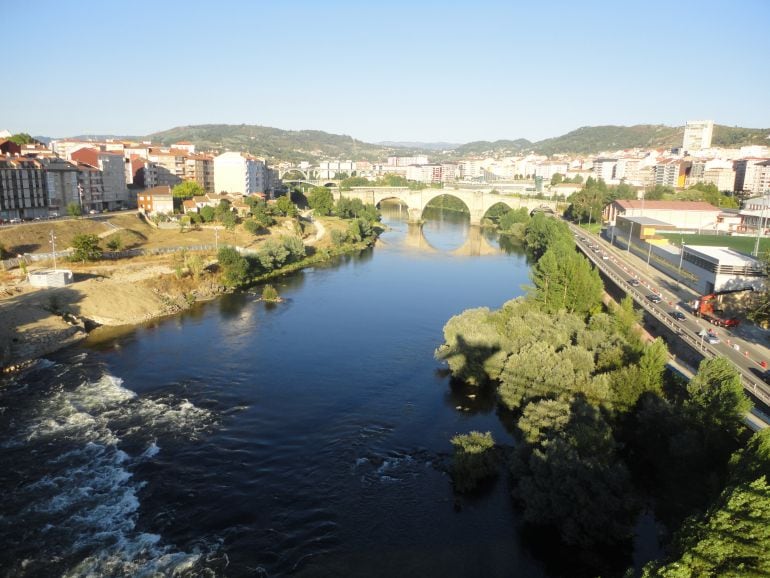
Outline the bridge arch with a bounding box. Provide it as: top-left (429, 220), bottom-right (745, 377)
top-left (280, 168), bottom-right (308, 180)
top-left (419, 191), bottom-right (472, 219)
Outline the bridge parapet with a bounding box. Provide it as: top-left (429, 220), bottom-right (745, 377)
top-left (334, 187), bottom-right (558, 224)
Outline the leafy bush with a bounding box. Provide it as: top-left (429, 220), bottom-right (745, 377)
top-left (451, 431), bottom-right (497, 493)
top-left (217, 246), bottom-right (249, 286)
top-left (71, 234), bottom-right (102, 262)
top-left (261, 284), bottom-right (279, 302)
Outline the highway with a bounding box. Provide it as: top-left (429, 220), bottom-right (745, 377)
top-left (568, 222), bottom-right (770, 420)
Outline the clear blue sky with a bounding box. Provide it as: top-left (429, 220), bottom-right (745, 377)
top-left (4, 0), bottom-right (769, 143)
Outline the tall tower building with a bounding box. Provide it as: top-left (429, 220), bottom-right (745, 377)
top-left (682, 120), bottom-right (714, 151)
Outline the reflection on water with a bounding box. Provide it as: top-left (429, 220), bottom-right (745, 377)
top-left (0, 203), bottom-right (638, 578)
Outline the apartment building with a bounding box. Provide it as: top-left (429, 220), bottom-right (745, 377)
top-left (75, 162), bottom-right (105, 212)
top-left (0, 155), bottom-right (48, 220)
top-left (734, 158), bottom-right (770, 194)
top-left (387, 155), bottom-right (428, 167)
top-left (214, 152), bottom-right (267, 195)
top-left (652, 159), bottom-right (681, 187)
top-left (318, 160), bottom-right (354, 179)
top-left (185, 154), bottom-right (215, 192)
top-left (593, 158), bottom-right (617, 183)
top-left (41, 157), bottom-right (79, 214)
top-left (71, 148), bottom-right (131, 209)
top-left (148, 148), bottom-right (187, 188)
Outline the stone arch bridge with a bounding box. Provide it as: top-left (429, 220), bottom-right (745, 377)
top-left (333, 187), bottom-right (558, 225)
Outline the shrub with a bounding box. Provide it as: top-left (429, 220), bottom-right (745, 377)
top-left (71, 234), bottom-right (102, 262)
top-left (451, 431), bottom-right (497, 493)
top-left (262, 284), bottom-right (279, 302)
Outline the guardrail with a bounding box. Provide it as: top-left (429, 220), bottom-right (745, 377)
top-left (571, 224), bottom-right (770, 408)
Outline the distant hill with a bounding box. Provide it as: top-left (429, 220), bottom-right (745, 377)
top-left (77, 122), bottom-right (770, 164)
top-left (452, 139), bottom-right (533, 157)
top-left (377, 141), bottom-right (461, 151)
top-left (528, 124), bottom-right (770, 156)
top-left (146, 124), bottom-right (422, 164)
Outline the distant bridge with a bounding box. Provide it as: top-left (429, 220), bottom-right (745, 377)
top-left (334, 187), bottom-right (559, 226)
top-left (283, 179), bottom-right (339, 188)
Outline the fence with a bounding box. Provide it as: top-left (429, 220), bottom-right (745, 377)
top-left (2, 244), bottom-right (218, 270)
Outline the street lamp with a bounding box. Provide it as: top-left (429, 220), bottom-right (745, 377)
top-left (753, 189), bottom-right (768, 257)
top-left (627, 221), bottom-right (635, 254)
top-left (677, 238), bottom-right (685, 288)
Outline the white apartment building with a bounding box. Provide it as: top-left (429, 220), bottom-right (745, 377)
top-left (593, 158), bottom-right (617, 183)
top-left (734, 158), bottom-right (770, 194)
top-left (387, 155), bottom-right (428, 167)
top-left (534, 162), bottom-right (569, 180)
top-left (406, 164), bottom-right (443, 183)
top-left (318, 160), bottom-right (354, 179)
top-left (214, 152), bottom-right (267, 195)
top-left (682, 120), bottom-right (714, 152)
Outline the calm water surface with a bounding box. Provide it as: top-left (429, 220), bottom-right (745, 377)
top-left (0, 207), bottom-right (646, 577)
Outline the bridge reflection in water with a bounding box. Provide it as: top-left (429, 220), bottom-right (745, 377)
top-left (403, 222), bottom-right (500, 256)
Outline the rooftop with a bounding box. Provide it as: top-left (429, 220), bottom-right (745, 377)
top-left (685, 245), bottom-right (762, 267)
top-left (615, 200), bottom-right (719, 212)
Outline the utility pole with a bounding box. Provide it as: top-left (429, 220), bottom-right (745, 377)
top-left (646, 242), bottom-right (652, 270)
top-left (677, 239), bottom-right (685, 288)
top-left (753, 189), bottom-right (768, 257)
top-left (50, 230), bottom-right (57, 270)
top-left (627, 221), bottom-right (634, 254)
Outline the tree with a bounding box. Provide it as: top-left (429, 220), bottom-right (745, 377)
top-left (8, 133), bottom-right (35, 145)
top-left (529, 241), bottom-right (603, 315)
top-left (451, 431), bottom-right (497, 493)
top-left (638, 338), bottom-right (668, 394)
top-left (172, 181), bottom-right (205, 200)
top-left (218, 209), bottom-right (237, 230)
top-left (200, 205), bottom-right (215, 223)
top-left (550, 173), bottom-right (564, 186)
top-left (71, 234), bottom-right (102, 262)
top-left (686, 357), bottom-right (751, 438)
top-left (512, 396), bottom-right (638, 546)
top-left (307, 186), bottom-right (335, 216)
top-left (281, 235), bottom-right (305, 261)
top-left (256, 239), bottom-right (290, 271)
top-left (243, 219), bottom-right (264, 236)
top-left (67, 202), bottom-right (82, 217)
top-left (217, 246), bottom-right (249, 286)
top-left (274, 195), bottom-right (297, 217)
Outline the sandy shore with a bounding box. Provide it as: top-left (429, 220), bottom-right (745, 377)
top-left (0, 260), bottom-right (225, 371)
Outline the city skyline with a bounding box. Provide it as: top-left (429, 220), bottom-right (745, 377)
top-left (4, 0), bottom-right (770, 142)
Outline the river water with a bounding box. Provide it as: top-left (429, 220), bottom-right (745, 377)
top-left (0, 206), bottom-right (648, 577)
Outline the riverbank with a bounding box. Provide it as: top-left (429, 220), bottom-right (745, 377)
top-left (0, 225), bottom-right (379, 372)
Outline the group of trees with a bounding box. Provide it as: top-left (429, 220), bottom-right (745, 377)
top-left (564, 177), bottom-right (739, 226)
top-left (216, 234), bottom-right (306, 286)
top-left (550, 173), bottom-right (584, 186)
top-left (437, 213), bottom-right (755, 557)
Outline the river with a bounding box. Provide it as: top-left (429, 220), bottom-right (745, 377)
top-left (0, 205), bottom-right (648, 577)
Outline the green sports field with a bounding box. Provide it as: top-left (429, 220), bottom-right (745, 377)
top-left (659, 233), bottom-right (770, 256)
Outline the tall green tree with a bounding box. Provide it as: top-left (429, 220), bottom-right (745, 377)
top-left (307, 186), bottom-right (335, 216)
top-left (686, 357), bottom-right (751, 438)
top-left (217, 246), bottom-right (249, 286)
top-left (172, 181), bottom-right (205, 199)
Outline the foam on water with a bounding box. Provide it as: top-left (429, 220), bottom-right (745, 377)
top-left (0, 366), bottom-right (218, 576)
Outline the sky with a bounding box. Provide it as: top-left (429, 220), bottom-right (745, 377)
top-left (4, 0), bottom-right (770, 143)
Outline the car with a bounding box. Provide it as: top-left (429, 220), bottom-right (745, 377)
top-left (646, 293), bottom-right (662, 304)
top-left (9, 218), bottom-right (21, 223)
top-left (706, 334), bottom-right (720, 345)
top-left (671, 311), bottom-right (686, 321)
top-left (629, 278), bottom-right (640, 286)
top-left (88, 209), bottom-right (99, 214)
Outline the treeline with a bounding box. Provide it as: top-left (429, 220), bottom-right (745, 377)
top-left (218, 192), bottom-right (381, 287)
top-left (564, 177), bottom-right (738, 225)
top-left (437, 214), bottom-right (763, 573)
